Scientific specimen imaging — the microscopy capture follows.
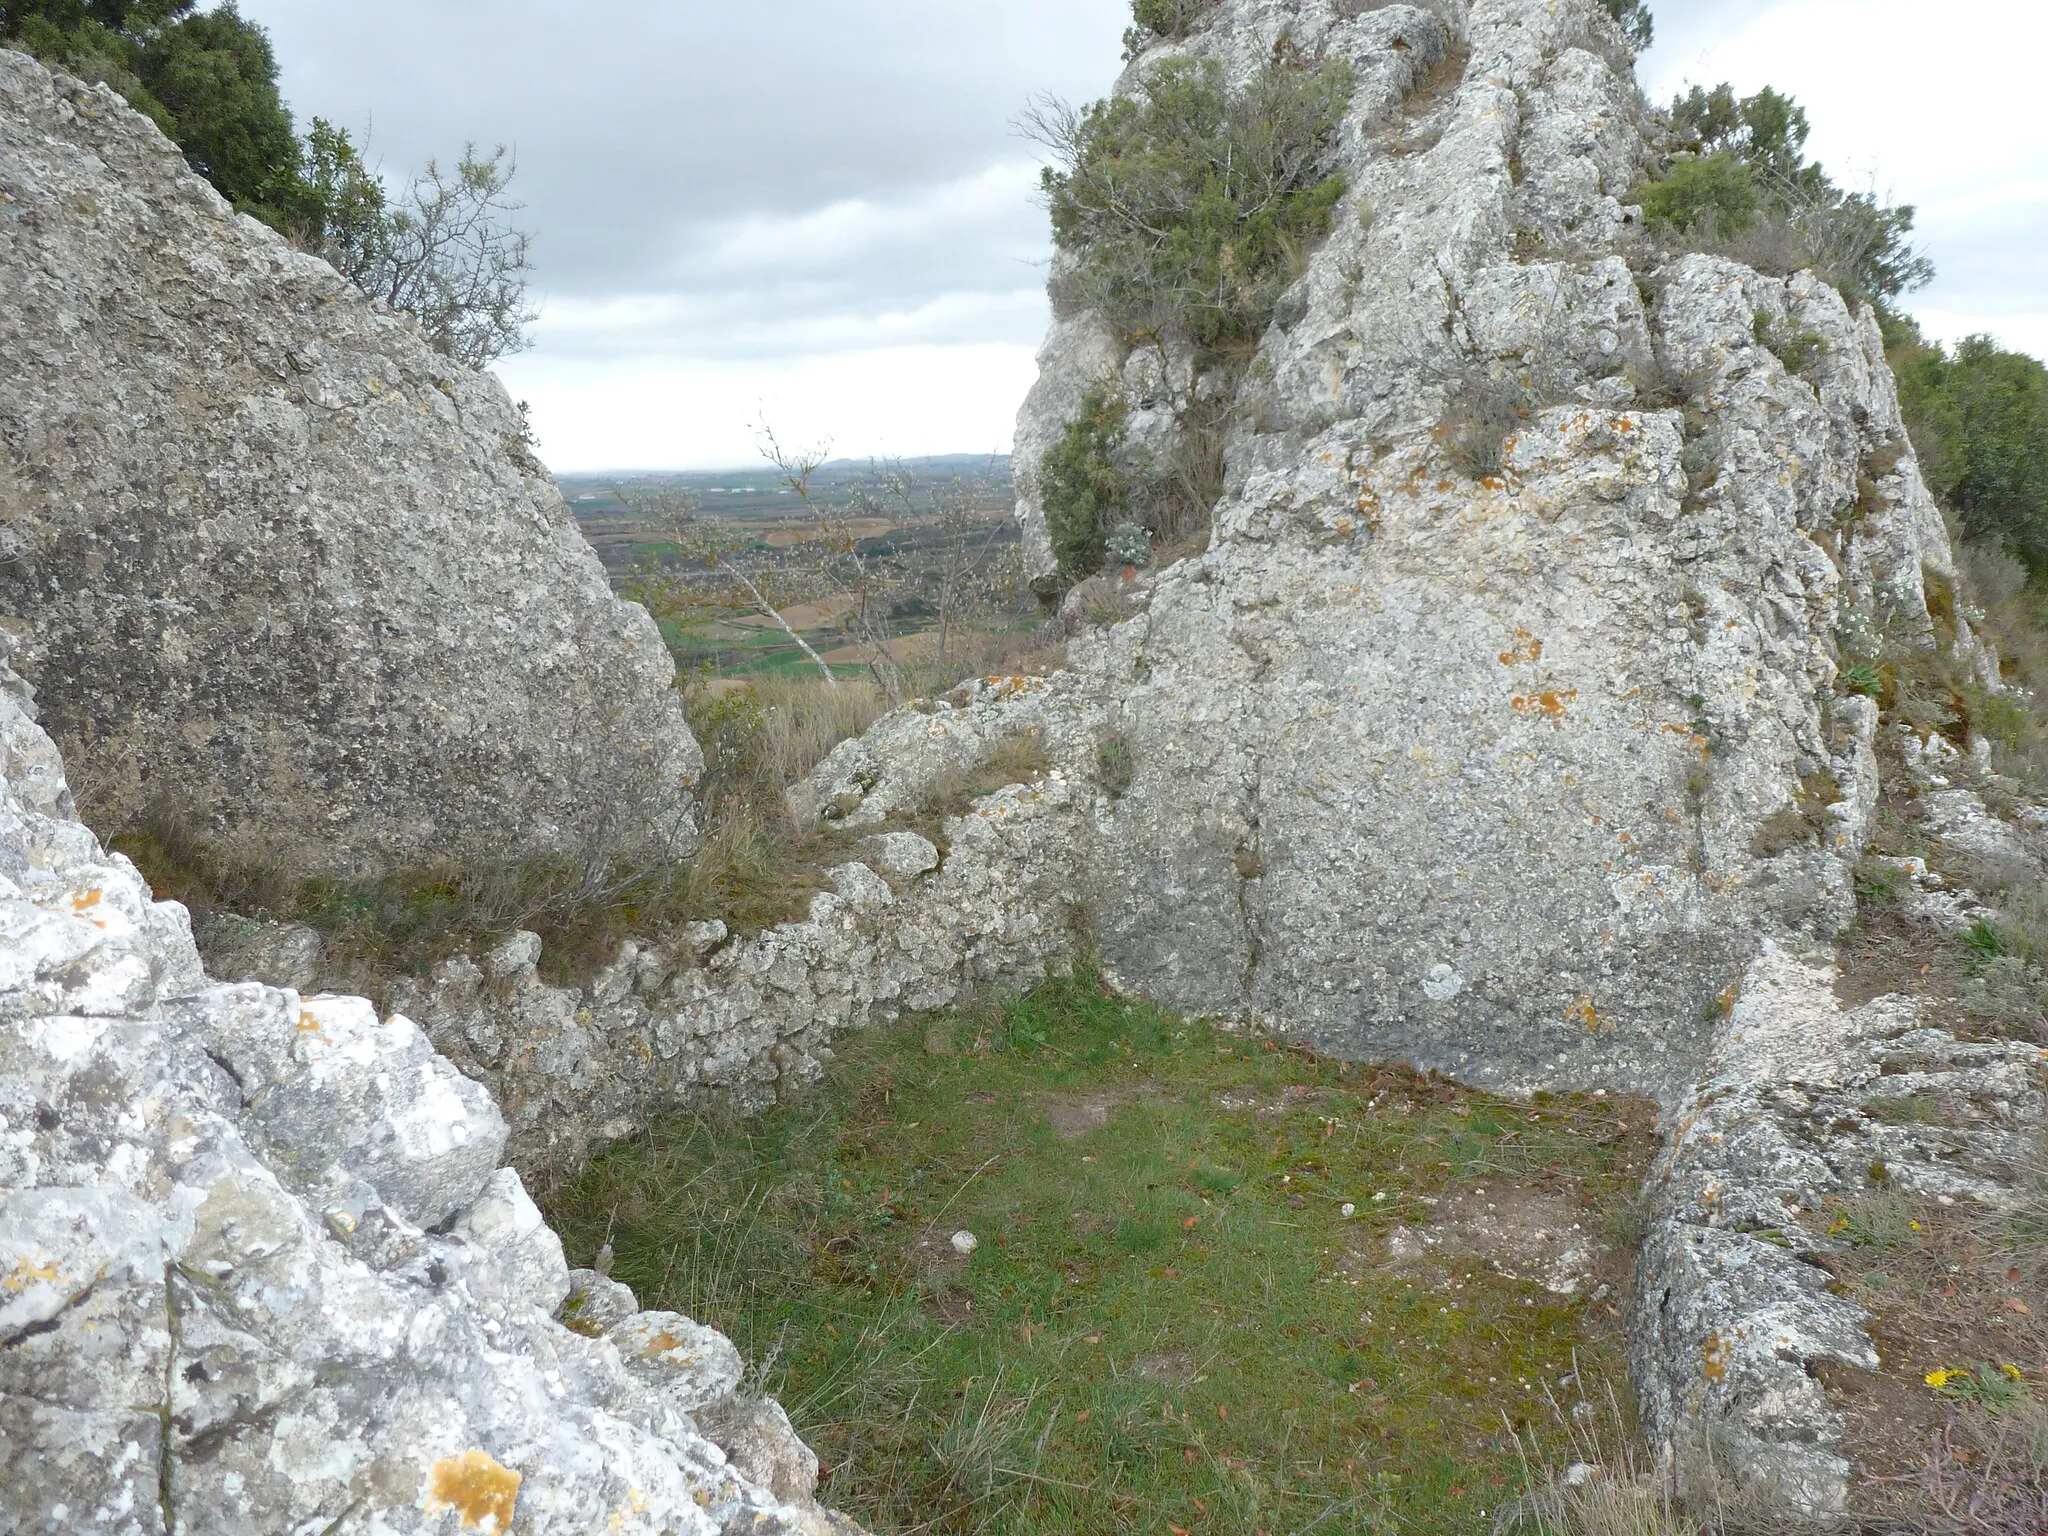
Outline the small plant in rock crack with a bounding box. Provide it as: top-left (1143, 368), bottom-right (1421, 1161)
top-left (1853, 855), bottom-right (1903, 904)
top-left (1927, 1363), bottom-right (2031, 1411)
top-left (1825, 1192), bottom-right (1922, 1249)
top-left (1095, 734), bottom-right (1136, 799)
top-left (1040, 385), bottom-right (1132, 580)
top-left (1967, 918), bottom-right (2011, 962)
top-left (1754, 313), bottom-right (1825, 375)
top-left (1838, 661), bottom-right (1884, 698)
top-left (1443, 372), bottom-right (1527, 481)
top-left (1103, 520), bottom-right (1153, 569)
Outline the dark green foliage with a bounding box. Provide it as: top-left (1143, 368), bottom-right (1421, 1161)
top-left (1039, 54), bottom-right (1352, 357)
top-left (1635, 151), bottom-right (1758, 237)
top-left (297, 117), bottom-right (387, 275)
top-left (1670, 83), bottom-right (1810, 185)
top-left (1602, 0), bottom-right (1653, 48)
top-left (1094, 734), bottom-right (1135, 798)
top-left (1895, 328), bottom-right (2048, 576)
top-left (1040, 386), bottom-right (1130, 579)
top-left (1130, 0), bottom-right (1213, 38)
top-left (1641, 82), bottom-right (1932, 303)
top-left (132, 5), bottom-right (295, 212)
top-left (3, 1), bottom-right (302, 224)
top-left (1753, 313), bottom-right (1824, 375)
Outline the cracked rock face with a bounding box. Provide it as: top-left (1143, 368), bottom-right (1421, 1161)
top-left (0, 644), bottom-right (854, 1535)
top-left (0, 49), bottom-right (700, 878)
top-left (815, 0), bottom-right (1963, 1108)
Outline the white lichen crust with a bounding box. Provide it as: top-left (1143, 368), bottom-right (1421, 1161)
top-left (0, 644), bottom-right (853, 1535)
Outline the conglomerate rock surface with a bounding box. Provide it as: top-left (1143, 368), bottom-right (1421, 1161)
top-left (0, 645), bottom-right (858, 1535)
top-left (0, 49), bottom-right (699, 878)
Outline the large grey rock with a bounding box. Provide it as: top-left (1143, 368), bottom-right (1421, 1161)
top-left (0, 49), bottom-right (700, 878)
top-left (0, 649), bottom-right (853, 1535)
top-left (802, 0), bottom-right (1962, 1109)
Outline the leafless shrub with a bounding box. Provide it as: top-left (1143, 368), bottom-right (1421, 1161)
top-left (1442, 371), bottom-right (1528, 480)
top-left (339, 145), bottom-right (538, 370)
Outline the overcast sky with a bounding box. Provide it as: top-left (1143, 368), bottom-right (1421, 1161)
top-left (236, 0), bottom-right (2046, 472)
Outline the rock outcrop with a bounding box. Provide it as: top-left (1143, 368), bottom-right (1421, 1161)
top-left (971, 0), bottom-right (1964, 1103)
top-left (0, 49), bottom-right (699, 878)
top-left (0, 643), bottom-right (855, 1535)
top-left (794, 0), bottom-right (2010, 1501)
top-left (3, 0), bottom-right (2033, 1521)
top-left (1630, 942), bottom-right (2046, 1511)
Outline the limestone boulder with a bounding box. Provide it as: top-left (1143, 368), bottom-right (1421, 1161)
top-left (0, 646), bottom-right (847, 1536)
top-left (0, 49), bottom-right (699, 878)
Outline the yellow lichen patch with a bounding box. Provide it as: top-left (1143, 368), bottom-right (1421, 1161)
top-left (1565, 997), bottom-right (1610, 1034)
top-left (296, 1012), bottom-right (323, 1034)
top-left (984, 674), bottom-right (1045, 703)
top-left (1716, 979), bottom-right (1743, 1016)
top-left (68, 888), bottom-right (103, 914)
top-left (423, 1450), bottom-right (522, 1533)
top-left (1510, 689), bottom-right (1578, 726)
top-left (3, 1255), bottom-right (64, 1292)
top-left (1659, 722), bottom-right (1710, 757)
top-left (1497, 630), bottom-right (1544, 667)
top-left (607, 1488), bottom-right (651, 1532)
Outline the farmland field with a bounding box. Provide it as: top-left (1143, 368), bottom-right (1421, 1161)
top-left (557, 456), bottom-right (1036, 683)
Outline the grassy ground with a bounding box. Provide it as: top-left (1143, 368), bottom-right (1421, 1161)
top-left (546, 966), bottom-right (1661, 1536)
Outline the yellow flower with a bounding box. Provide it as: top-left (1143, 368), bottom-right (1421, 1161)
top-left (1926, 1369), bottom-right (1958, 1389)
top-left (2003, 1364), bottom-right (2025, 1381)
top-left (1909, 1220), bottom-right (1922, 1232)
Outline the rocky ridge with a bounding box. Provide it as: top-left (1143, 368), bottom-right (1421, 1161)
top-left (799, 0), bottom-right (2025, 1506)
top-left (209, 675), bottom-right (1089, 1177)
top-left (1630, 940), bottom-right (2047, 1510)
top-left (2, 0), bottom-right (2038, 1521)
top-left (973, 0), bottom-right (1966, 1100)
top-left (0, 643), bottom-right (858, 1535)
top-left (0, 49), bottom-right (700, 878)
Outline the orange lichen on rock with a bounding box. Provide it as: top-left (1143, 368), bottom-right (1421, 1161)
top-left (1497, 630), bottom-right (1544, 667)
top-left (424, 1450), bottom-right (522, 1533)
top-left (1703, 1332), bottom-right (1731, 1383)
top-left (1511, 689), bottom-right (1577, 725)
top-left (1565, 997), bottom-right (1610, 1033)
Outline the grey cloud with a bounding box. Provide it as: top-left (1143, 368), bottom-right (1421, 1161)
top-left (240, 0), bottom-right (1128, 302)
top-left (237, 0), bottom-right (2040, 388)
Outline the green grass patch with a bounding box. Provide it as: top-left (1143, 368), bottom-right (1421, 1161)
top-left (546, 966), bottom-right (1658, 1535)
